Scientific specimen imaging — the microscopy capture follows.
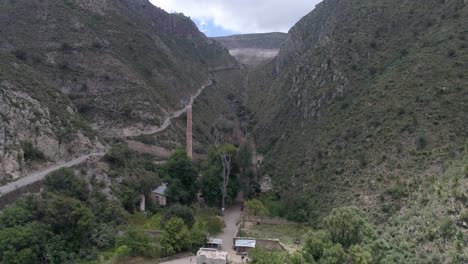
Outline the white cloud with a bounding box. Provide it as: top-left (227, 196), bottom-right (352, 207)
top-left (149, 0), bottom-right (321, 34)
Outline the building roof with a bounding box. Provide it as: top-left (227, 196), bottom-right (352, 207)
top-left (235, 239), bottom-right (256, 248)
top-left (197, 248), bottom-right (228, 259)
top-left (152, 183), bottom-right (168, 195)
top-left (207, 238), bottom-right (223, 245)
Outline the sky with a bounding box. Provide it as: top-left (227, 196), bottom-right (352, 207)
top-left (149, 0), bottom-right (321, 37)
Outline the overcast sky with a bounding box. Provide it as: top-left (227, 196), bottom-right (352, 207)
top-left (149, 0), bottom-right (321, 37)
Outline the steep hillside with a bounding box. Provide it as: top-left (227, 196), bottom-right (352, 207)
top-left (248, 0), bottom-right (468, 240)
top-left (0, 0), bottom-right (238, 182)
top-left (213, 33), bottom-right (287, 67)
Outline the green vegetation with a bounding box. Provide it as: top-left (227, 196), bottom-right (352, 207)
top-left (20, 140), bottom-right (46, 162)
top-left (199, 145), bottom-right (241, 208)
top-left (0, 169), bottom-right (127, 263)
top-left (243, 223), bottom-right (310, 247)
top-left (245, 199), bottom-right (269, 216)
top-left (164, 149), bottom-right (198, 205)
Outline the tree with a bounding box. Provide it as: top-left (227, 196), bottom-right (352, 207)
top-left (245, 199), bottom-right (269, 216)
top-left (0, 204), bottom-right (33, 228)
top-left (320, 244), bottom-right (345, 264)
top-left (161, 204), bottom-right (195, 228)
top-left (165, 149), bottom-right (198, 205)
top-left (217, 144), bottom-right (236, 213)
top-left (44, 168), bottom-right (89, 201)
top-left (40, 194), bottom-right (95, 246)
top-left (159, 217), bottom-right (191, 256)
top-left (349, 245), bottom-right (373, 264)
top-left (200, 145), bottom-right (240, 207)
top-left (0, 223), bottom-right (47, 264)
top-left (237, 143), bottom-right (252, 189)
top-left (302, 230), bottom-right (333, 262)
top-left (115, 229), bottom-right (157, 257)
top-left (322, 207), bottom-right (375, 248)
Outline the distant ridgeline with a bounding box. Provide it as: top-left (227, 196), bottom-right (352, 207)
top-left (213, 32), bottom-right (287, 67)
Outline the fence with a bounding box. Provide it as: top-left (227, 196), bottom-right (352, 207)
top-left (242, 214), bottom-right (292, 225)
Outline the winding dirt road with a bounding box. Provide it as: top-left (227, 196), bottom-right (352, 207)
top-left (123, 80), bottom-right (214, 137)
top-left (0, 80), bottom-right (215, 198)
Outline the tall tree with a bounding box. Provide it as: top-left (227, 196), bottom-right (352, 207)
top-left (165, 149), bottom-right (198, 205)
top-left (218, 144), bottom-right (236, 214)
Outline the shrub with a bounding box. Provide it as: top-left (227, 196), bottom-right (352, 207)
top-left (415, 135), bottom-right (428, 150)
top-left (447, 49), bottom-right (456, 57)
top-left (400, 49), bottom-right (409, 57)
top-left (20, 141), bottom-right (46, 161)
top-left (90, 224), bottom-right (116, 250)
top-left (44, 168), bottom-right (88, 201)
top-left (205, 216), bottom-right (224, 235)
top-left (159, 217), bottom-right (191, 256)
top-left (440, 218), bottom-right (457, 239)
top-left (104, 145), bottom-right (131, 168)
top-left (13, 49), bottom-right (27, 61)
top-left (115, 229), bottom-right (158, 257)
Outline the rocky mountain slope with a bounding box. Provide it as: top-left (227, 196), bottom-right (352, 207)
top-left (213, 33), bottom-right (287, 67)
top-left (0, 0), bottom-right (238, 182)
top-left (247, 0), bottom-right (468, 261)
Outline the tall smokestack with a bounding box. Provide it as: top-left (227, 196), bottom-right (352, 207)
top-left (187, 105), bottom-right (193, 159)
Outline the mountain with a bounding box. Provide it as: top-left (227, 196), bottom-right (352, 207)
top-left (247, 0), bottom-right (468, 261)
top-left (0, 0), bottom-right (238, 182)
top-left (213, 33), bottom-right (287, 67)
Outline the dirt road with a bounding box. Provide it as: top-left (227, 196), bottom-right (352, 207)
top-left (0, 80), bottom-right (214, 197)
top-left (0, 153), bottom-right (105, 197)
top-left (221, 201), bottom-right (244, 263)
top-left (123, 80), bottom-right (214, 137)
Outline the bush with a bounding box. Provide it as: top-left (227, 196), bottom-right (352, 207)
top-left (447, 49), bottom-right (456, 57)
top-left (104, 145), bottom-right (132, 168)
top-left (159, 217), bottom-right (191, 256)
top-left (115, 229), bottom-right (158, 257)
top-left (90, 224), bottom-right (116, 250)
top-left (13, 49), bottom-right (27, 61)
top-left (205, 216), bottom-right (224, 235)
top-left (44, 168), bottom-right (88, 201)
top-left (20, 141), bottom-right (46, 161)
top-left (440, 218), bottom-right (456, 239)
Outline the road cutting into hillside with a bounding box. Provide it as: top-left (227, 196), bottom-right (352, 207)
top-left (123, 80), bottom-right (214, 137)
top-left (0, 80), bottom-right (214, 198)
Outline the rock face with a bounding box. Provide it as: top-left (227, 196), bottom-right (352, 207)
top-left (248, 0), bottom-right (468, 214)
top-left (213, 33), bottom-right (287, 67)
top-left (0, 56), bottom-right (102, 182)
top-left (0, 0), bottom-right (237, 181)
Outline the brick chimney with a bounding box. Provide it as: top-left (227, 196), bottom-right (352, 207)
top-left (186, 105), bottom-right (193, 159)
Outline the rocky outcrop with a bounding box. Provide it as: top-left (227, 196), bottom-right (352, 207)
top-left (0, 0), bottom-right (236, 137)
top-left (247, 0), bottom-right (468, 214)
top-left (0, 0), bottom-right (238, 181)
